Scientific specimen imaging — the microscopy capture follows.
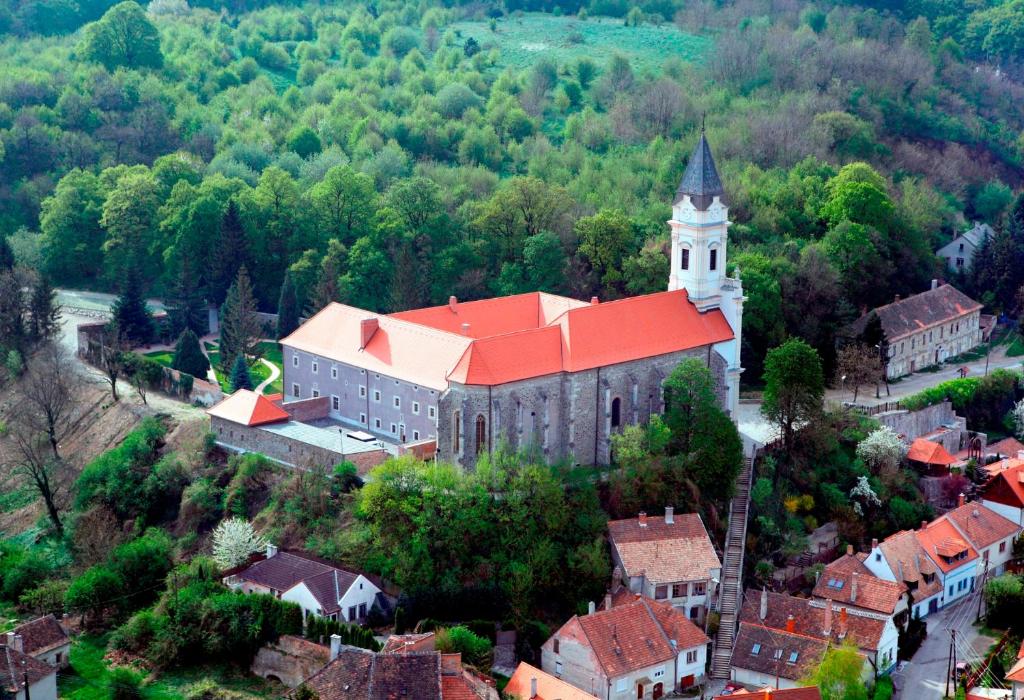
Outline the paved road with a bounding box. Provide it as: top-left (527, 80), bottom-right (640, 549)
top-left (56, 288), bottom-right (167, 315)
top-left (893, 591), bottom-right (995, 699)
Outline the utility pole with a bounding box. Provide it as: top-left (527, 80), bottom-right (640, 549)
top-left (945, 628), bottom-right (954, 699)
top-left (22, 669), bottom-right (30, 700)
top-left (976, 559), bottom-right (989, 623)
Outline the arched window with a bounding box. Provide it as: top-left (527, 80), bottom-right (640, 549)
top-left (453, 411), bottom-right (461, 453)
top-left (475, 415), bottom-right (487, 454)
top-left (611, 397), bottom-right (621, 428)
top-left (680, 247), bottom-right (690, 271)
top-left (709, 246), bottom-right (718, 271)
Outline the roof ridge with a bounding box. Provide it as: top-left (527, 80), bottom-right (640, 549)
top-left (739, 621), bottom-right (830, 644)
top-left (640, 599), bottom-right (681, 654)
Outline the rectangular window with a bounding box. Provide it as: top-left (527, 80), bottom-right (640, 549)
top-left (312, 360), bottom-right (318, 374)
top-left (686, 650), bottom-right (697, 664)
top-left (413, 401), bottom-right (420, 415)
top-left (358, 603), bottom-right (366, 618)
top-left (359, 413), bottom-right (366, 424)
top-left (413, 430), bottom-right (420, 440)
top-left (373, 390), bottom-right (381, 402)
top-left (774, 649), bottom-right (783, 660)
top-left (553, 639), bottom-right (559, 654)
top-left (374, 418), bottom-right (381, 429)
top-left (348, 606), bottom-right (357, 621)
top-left (655, 585), bottom-right (668, 599)
top-left (393, 396), bottom-right (401, 409)
top-left (653, 668), bottom-right (665, 679)
top-left (556, 661), bottom-right (564, 677)
top-left (312, 389), bottom-right (320, 398)
top-left (1000, 541), bottom-right (1007, 553)
top-left (788, 652), bottom-right (799, 664)
top-left (693, 581), bottom-right (707, 595)
top-left (750, 643), bottom-right (761, 656)
top-left (709, 248), bottom-right (717, 271)
top-left (390, 423), bottom-right (397, 435)
top-left (680, 248), bottom-right (689, 271)
top-left (292, 383), bottom-right (300, 397)
top-left (359, 385), bottom-right (366, 398)
top-left (429, 406), bottom-right (436, 419)
top-left (331, 366), bottom-right (337, 379)
top-left (672, 583), bottom-right (688, 598)
top-left (292, 355), bottom-right (299, 367)
top-left (331, 395), bottom-right (340, 411)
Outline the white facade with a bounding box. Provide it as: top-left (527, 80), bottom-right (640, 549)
top-left (667, 193), bottom-right (744, 416)
top-left (863, 543), bottom-right (942, 619)
top-left (983, 499), bottom-right (1023, 528)
top-left (938, 560), bottom-right (978, 606)
top-left (885, 310), bottom-right (982, 378)
top-left (543, 643), bottom-right (707, 700)
top-left (281, 574), bottom-right (381, 623)
top-left (11, 673), bottom-right (57, 700)
top-left (976, 535), bottom-right (1016, 578)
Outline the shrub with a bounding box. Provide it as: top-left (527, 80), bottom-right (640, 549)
top-left (435, 83), bottom-right (482, 118)
top-left (212, 518), bottom-right (266, 569)
top-left (435, 626), bottom-right (492, 669)
top-left (18, 579), bottom-right (68, 617)
top-left (172, 329), bottom-right (210, 379)
top-left (382, 27), bottom-right (419, 57)
top-left (985, 574), bottom-right (1024, 626)
top-left (1, 550), bottom-right (53, 601)
top-left (108, 666), bottom-right (145, 700)
top-left (75, 418), bottom-right (168, 521)
top-left (65, 565), bottom-right (124, 625)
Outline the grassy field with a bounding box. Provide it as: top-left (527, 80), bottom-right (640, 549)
top-left (450, 14), bottom-right (711, 74)
top-left (59, 635), bottom-right (278, 700)
top-left (193, 341), bottom-right (283, 395)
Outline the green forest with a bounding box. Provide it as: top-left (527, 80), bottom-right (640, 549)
top-left (3, 0), bottom-right (1024, 381)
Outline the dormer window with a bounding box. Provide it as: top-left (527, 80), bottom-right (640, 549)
top-left (788, 651), bottom-right (799, 664)
top-left (750, 643), bottom-right (761, 656)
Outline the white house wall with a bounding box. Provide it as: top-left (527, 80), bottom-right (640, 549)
top-left (337, 575), bottom-right (380, 621)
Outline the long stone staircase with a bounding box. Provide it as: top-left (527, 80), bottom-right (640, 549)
top-left (710, 453), bottom-right (755, 680)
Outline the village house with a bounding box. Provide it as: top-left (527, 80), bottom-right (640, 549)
top-left (941, 496), bottom-right (1020, 578)
top-left (208, 389), bottom-right (389, 473)
top-left (916, 517), bottom-right (979, 606)
top-left (730, 621), bottom-right (829, 691)
top-left (864, 531), bottom-right (944, 618)
top-left (936, 222), bottom-right (992, 272)
top-left (541, 597), bottom-right (710, 699)
top-left (606, 507), bottom-right (720, 624)
top-left (714, 685), bottom-right (823, 699)
top-left (812, 546), bottom-right (908, 626)
top-left (279, 133), bottom-right (745, 470)
top-left (505, 662), bottom-right (600, 700)
top-left (9, 616), bottom-right (71, 669)
top-left (1006, 641), bottom-right (1024, 700)
top-left (845, 282), bottom-right (984, 379)
top-left (223, 545), bottom-right (381, 623)
top-left (0, 640), bottom-right (58, 700)
top-left (983, 459), bottom-right (1024, 527)
top-left (739, 590), bottom-right (897, 679)
top-left (301, 638), bottom-right (498, 700)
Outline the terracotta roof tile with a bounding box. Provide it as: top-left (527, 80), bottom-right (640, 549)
top-left (440, 675), bottom-right (480, 700)
top-left (557, 598), bottom-right (709, 678)
top-left (390, 292), bottom-right (588, 338)
top-left (916, 519), bottom-right (978, 573)
top-left (986, 437), bottom-right (1024, 459)
top-left (1006, 657), bottom-right (1024, 684)
top-left (732, 623), bottom-right (829, 682)
top-left (207, 389), bottom-right (291, 426)
top-left (304, 647), bottom-right (442, 700)
top-left (607, 512), bottom-right (721, 585)
top-left (504, 663), bottom-right (599, 700)
top-left (877, 531), bottom-right (944, 602)
top-left (381, 632), bottom-right (436, 654)
top-left (12, 615), bottom-right (69, 657)
top-left (235, 551), bottom-right (361, 612)
top-left (942, 502), bottom-right (1020, 551)
top-left (0, 645), bottom-right (53, 693)
top-left (739, 590), bottom-right (888, 651)
top-left (907, 439), bottom-right (956, 466)
top-left (811, 555), bottom-right (906, 616)
top-left (714, 687), bottom-right (822, 700)
top-left (848, 284), bottom-right (981, 342)
top-left (982, 461), bottom-right (1024, 507)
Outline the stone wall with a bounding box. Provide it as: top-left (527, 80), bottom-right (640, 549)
top-left (438, 346), bottom-right (727, 470)
top-left (251, 635), bottom-right (329, 687)
top-left (210, 416), bottom-right (387, 473)
top-left (281, 396), bottom-right (330, 422)
top-left (874, 401), bottom-right (979, 455)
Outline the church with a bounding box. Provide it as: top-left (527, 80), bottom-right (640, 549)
top-left (279, 133), bottom-right (745, 469)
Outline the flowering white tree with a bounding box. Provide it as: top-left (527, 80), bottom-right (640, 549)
top-left (212, 518), bottom-right (266, 569)
top-left (849, 475), bottom-right (882, 516)
top-left (1013, 398), bottom-right (1024, 439)
top-left (856, 426), bottom-right (906, 478)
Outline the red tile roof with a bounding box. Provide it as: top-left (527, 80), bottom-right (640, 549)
top-left (732, 622), bottom-right (829, 682)
top-left (284, 290), bottom-right (733, 389)
top-left (13, 615), bottom-right (69, 657)
top-left (983, 462), bottom-right (1024, 508)
top-left (916, 519), bottom-right (979, 573)
top-left (440, 675), bottom-right (480, 700)
top-left (714, 687), bottom-right (823, 700)
top-left (553, 598), bottom-right (709, 678)
top-left (739, 590), bottom-right (888, 652)
top-left (207, 389), bottom-right (291, 426)
top-left (607, 511), bottom-right (721, 585)
top-left (942, 502), bottom-right (1020, 551)
top-left (505, 663), bottom-right (599, 700)
top-left (811, 555), bottom-right (906, 616)
top-left (234, 551), bottom-right (360, 614)
top-left (907, 438), bottom-right (956, 466)
top-left (877, 530), bottom-right (943, 603)
top-left (304, 647), bottom-right (442, 699)
top-left (848, 284), bottom-right (982, 342)
top-left (1006, 656), bottom-right (1024, 683)
top-left (0, 645), bottom-right (54, 693)
top-left (381, 632), bottom-right (436, 654)
top-left (986, 437), bottom-right (1024, 459)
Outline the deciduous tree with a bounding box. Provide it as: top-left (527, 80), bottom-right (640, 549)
top-left (762, 338), bottom-right (825, 451)
top-left (80, 1), bottom-right (163, 71)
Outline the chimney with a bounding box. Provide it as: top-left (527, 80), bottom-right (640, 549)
top-left (958, 492), bottom-right (966, 508)
top-left (359, 318), bottom-right (379, 349)
top-left (846, 544), bottom-right (853, 556)
top-left (4, 632), bottom-right (15, 650)
top-left (612, 566), bottom-right (623, 588)
top-left (931, 279), bottom-right (939, 290)
top-left (448, 295), bottom-right (458, 312)
top-left (1017, 450), bottom-right (1024, 460)
top-left (838, 607), bottom-right (849, 638)
top-left (590, 296), bottom-right (600, 305)
top-left (460, 322), bottom-right (471, 336)
top-left (61, 613), bottom-right (70, 632)
top-left (871, 538), bottom-right (879, 550)
top-left (588, 601), bottom-right (596, 615)
top-left (8, 634), bottom-right (22, 653)
top-left (638, 511), bottom-right (648, 528)
top-left (823, 600), bottom-right (833, 636)
top-left (759, 588), bottom-right (768, 621)
top-left (530, 677), bottom-right (538, 699)
top-left (894, 294), bottom-right (901, 303)
top-left (329, 633), bottom-right (342, 661)
top-left (851, 572), bottom-right (859, 603)
top-left (266, 543), bottom-right (278, 558)
top-left (920, 520), bottom-right (929, 531)
top-left (785, 615), bottom-right (795, 633)
top-left (665, 506), bottom-right (674, 524)
top-left (604, 593), bottom-right (613, 611)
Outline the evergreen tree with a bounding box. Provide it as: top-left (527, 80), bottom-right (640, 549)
top-left (209, 201), bottom-right (249, 306)
top-left (171, 329), bottom-right (210, 379)
top-left (276, 270), bottom-right (300, 340)
top-left (112, 268), bottom-right (154, 345)
top-left (27, 273), bottom-right (60, 344)
top-left (166, 256), bottom-right (208, 338)
top-left (0, 235), bottom-right (13, 271)
top-left (230, 353), bottom-right (253, 392)
top-left (219, 266), bottom-right (262, 372)
top-left (307, 247), bottom-right (342, 315)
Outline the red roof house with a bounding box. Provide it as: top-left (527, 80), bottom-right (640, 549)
top-left (907, 438), bottom-right (956, 474)
top-left (207, 389), bottom-right (290, 426)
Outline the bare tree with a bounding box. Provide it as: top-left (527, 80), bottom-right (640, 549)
top-left (835, 343), bottom-right (883, 403)
top-left (98, 322), bottom-right (129, 402)
top-left (6, 343), bottom-right (84, 535)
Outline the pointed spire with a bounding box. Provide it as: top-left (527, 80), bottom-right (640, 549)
top-left (675, 127), bottom-right (724, 210)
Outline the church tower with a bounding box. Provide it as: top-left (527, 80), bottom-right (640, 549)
top-left (668, 129), bottom-right (745, 417)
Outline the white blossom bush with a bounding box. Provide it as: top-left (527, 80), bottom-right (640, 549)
top-left (1013, 398), bottom-right (1024, 439)
top-left (212, 518), bottom-right (266, 569)
top-left (856, 426), bottom-right (906, 476)
top-left (849, 475), bottom-right (882, 516)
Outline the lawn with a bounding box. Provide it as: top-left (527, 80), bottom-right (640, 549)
top-left (1006, 335), bottom-right (1024, 357)
top-left (60, 635), bottom-right (279, 700)
top-left (199, 341), bottom-right (283, 395)
top-left (450, 14), bottom-right (711, 75)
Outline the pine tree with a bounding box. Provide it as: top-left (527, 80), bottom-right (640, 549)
top-left (308, 255), bottom-right (340, 315)
top-left (27, 273), bottom-right (60, 344)
top-left (230, 353), bottom-right (253, 392)
top-left (0, 236), bottom-right (13, 271)
top-left (219, 266), bottom-right (262, 372)
top-left (167, 256), bottom-right (208, 338)
top-left (171, 329), bottom-right (210, 379)
top-left (112, 267), bottom-right (154, 344)
top-left (277, 270), bottom-right (300, 340)
top-left (209, 200), bottom-right (249, 306)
